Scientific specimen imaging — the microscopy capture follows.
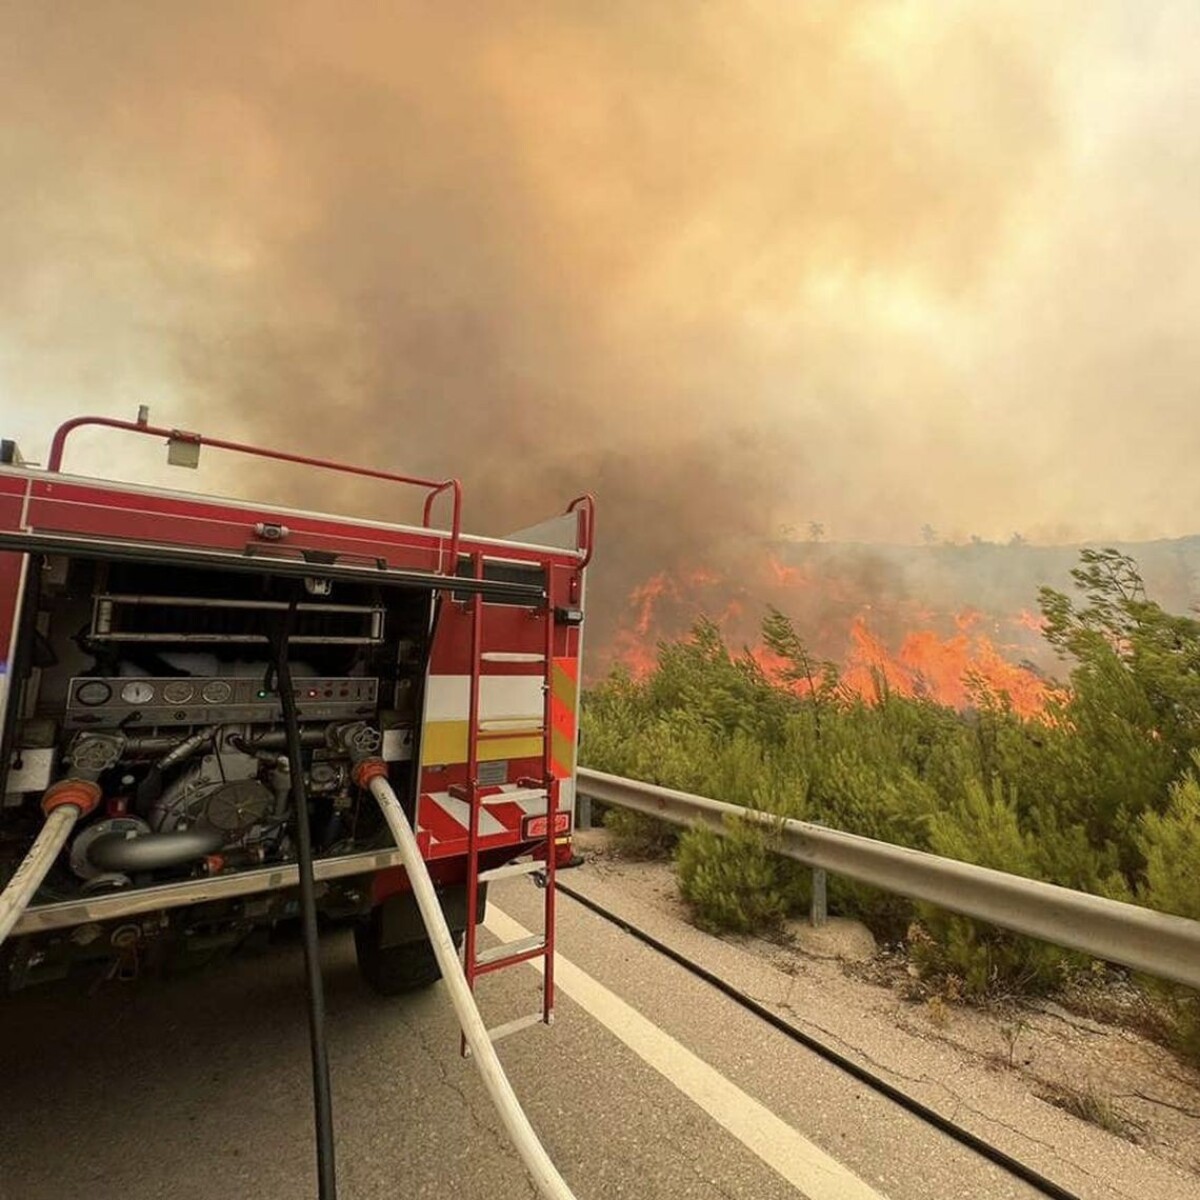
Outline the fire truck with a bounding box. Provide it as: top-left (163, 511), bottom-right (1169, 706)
top-left (0, 412), bottom-right (593, 1013)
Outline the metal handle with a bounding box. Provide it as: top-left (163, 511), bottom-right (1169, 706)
top-left (47, 413), bottom-right (464, 576)
top-left (565, 494), bottom-right (595, 568)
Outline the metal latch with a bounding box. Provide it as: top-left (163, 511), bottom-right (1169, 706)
top-left (254, 522), bottom-right (290, 541)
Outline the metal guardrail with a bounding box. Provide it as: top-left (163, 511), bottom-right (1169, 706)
top-left (577, 768), bottom-right (1200, 991)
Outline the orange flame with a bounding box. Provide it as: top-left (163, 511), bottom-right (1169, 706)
top-left (629, 571), bottom-right (673, 637)
top-left (843, 617), bottom-right (1048, 716)
top-left (605, 556), bottom-right (1052, 715)
top-left (1016, 608), bottom-right (1047, 634)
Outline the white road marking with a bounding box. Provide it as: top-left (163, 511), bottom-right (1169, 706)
top-left (486, 905), bottom-right (887, 1200)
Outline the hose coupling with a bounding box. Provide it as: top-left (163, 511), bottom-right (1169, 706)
top-left (42, 778), bottom-right (102, 818)
top-left (351, 758), bottom-right (389, 789)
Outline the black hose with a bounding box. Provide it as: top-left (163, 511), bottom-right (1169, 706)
top-left (555, 880), bottom-right (1081, 1200)
top-left (275, 633), bottom-right (338, 1200)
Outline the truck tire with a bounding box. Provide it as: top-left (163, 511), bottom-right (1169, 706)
top-left (354, 912), bottom-right (464, 996)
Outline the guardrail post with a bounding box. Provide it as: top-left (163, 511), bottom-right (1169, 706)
top-left (810, 868), bottom-right (828, 927)
top-left (576, 791), bottom-right (592, 830)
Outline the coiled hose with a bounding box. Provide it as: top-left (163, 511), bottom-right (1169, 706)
top-left (358, 763), bottom-right (577, 1200)
top-left (0, 780), bottom-right (101, 948)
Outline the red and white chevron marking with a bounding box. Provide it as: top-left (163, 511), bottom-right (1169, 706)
top-left (418, 782), bottom-right (573, 850)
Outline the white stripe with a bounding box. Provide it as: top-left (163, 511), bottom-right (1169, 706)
top-left (485, 906), bottom-right (886, 1200)
top-left (484, 783), bottom-right (568, 817)
top-left (424, 675), bottom-right (544, 723)
top-left (557, 778), bottom-right (575, 813)
top-left (481, 652), bottom-right (546, 663)
top-left (429, 793), bottom-right (505, 837)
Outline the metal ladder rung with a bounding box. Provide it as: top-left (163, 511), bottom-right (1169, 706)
top-left (476, 727), bottom-right (545, 741)
top-left (487, 1012), bottom-right (545, 1044)
top-left (478, 859), bottom-right (544, 884)
top-left (479, 716), bottom-right (544, 731)
top-left (475, 934), bottom-right (544, 968)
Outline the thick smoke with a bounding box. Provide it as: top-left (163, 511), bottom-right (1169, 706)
top-left (1, 3), bottom-right (1198, 638)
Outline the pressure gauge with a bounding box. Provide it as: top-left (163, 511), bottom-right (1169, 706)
top-left (201, 680), bottom-right (233, 704)
top-left (162, 680), bottom-right (194, 704)
top-left (75, 680), bottom-right (113, 707)
top-left (120, 681), bottom-right (156, 705)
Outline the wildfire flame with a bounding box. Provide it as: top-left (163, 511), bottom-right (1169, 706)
top-left (602, 554), bottom-right (1051, 717)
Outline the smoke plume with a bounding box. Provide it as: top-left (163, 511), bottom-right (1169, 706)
top-left (1, 3), bottom-right (1198, 634)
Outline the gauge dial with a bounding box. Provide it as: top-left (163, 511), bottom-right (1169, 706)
top-left (120, 681), bottom-right (156, 705)
top-left (162, 680), bottom-right (194, 704)
top-left (201, 680), bottom-right (233, 704)
top-left (75, 680), bottom-right (113, 707)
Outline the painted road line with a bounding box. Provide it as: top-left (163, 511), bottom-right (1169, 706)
top-left (486, 905), bottom-right (887, 1200)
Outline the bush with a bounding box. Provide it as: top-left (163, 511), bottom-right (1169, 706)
top-left (602, 808), bottom-right (678, 858)
top-left (912, 780), bottom-right (1076, 994)
top-left (676, 817), bottom-right (809, 934)
top-left (1135, 766), bottom-right (1200, 1061)
top-left (1137, 762), bottom-right (1200, 921)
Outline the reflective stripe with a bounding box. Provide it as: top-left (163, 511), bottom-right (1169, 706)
top-left (549, 657), bottom-right (579, 779)
top-left (421, 723), bottom-right (542, 766)
top-left (424, 675), bottom-right (543, 723)
top-left (417, 783), bottom-right (572, 845)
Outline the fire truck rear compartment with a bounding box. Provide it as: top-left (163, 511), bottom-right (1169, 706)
top-left (0, 553), bottom-right (434, 980)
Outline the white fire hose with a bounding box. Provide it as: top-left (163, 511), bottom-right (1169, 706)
top-left (0, 766), bottom-right (577, 1198)
top-left (0, 780), bottom-right (101, 948)
top-left (359, 764), bottom-right (577, 1200)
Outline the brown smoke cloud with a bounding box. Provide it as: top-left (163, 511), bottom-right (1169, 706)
top-left (1, 2), bottom-right (1197, 633)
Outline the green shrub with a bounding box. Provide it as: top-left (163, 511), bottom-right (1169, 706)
top-left (828, 876), bottom-right (914, 943)
top-left (1135, 766), bottom-right (1200, 1062)
top-left (1137, 763), bottom-right (1200, 921)
top-left (913, 780), bottom-right (1076, 994)
top-left (602, 808), bottom-right (678, 858)
top-left (676, 818), bottom-right (808, 934)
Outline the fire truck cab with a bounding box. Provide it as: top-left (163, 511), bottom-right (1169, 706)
top-left (0, 414), bottom-right (592, 996)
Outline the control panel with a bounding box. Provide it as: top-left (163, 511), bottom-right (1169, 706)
top-left (64, 677), bottom-right (379, 729)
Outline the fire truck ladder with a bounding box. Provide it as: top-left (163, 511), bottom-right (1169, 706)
top-left (458, 551), bottom-right (560, 1049)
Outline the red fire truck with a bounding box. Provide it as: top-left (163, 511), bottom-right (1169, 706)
top-left (0, 412), bottom-right (592, 1010)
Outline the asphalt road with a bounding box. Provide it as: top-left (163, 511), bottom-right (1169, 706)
top-left (0, 877), bottom-right (1047, 1200)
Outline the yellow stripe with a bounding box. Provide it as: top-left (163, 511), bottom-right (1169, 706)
top-left (420, 721), bottom-right (544, 767)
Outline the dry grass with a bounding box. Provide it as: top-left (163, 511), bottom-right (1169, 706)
top-left (1038, 1083), bottom-right (1140, 1143)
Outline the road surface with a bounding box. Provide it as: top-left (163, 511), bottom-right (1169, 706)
top-left (0, 876), bottom-right (1052, 1200)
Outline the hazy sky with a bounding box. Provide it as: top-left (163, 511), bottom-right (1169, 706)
top-left (1, 1), bottom-right (1198, 560)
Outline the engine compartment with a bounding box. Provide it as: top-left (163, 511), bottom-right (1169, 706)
top-left (1, 554), bottom-right (430, 904)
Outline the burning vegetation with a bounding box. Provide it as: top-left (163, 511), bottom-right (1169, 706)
top-left (596, 536), bottom-right (1200, 720)
top-left (583, 550), bottom-right (1200, 1061)
top-left (600, 547), bottom-right (1061, 717)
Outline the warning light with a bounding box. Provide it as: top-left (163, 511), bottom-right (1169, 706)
top-left (307, 689), bottom-right (319, 698)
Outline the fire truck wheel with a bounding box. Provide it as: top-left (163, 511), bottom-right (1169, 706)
top-left (354, 919), bottom-right (465, 996)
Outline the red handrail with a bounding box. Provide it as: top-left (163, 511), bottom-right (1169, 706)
top-left (47, 414), bottom-right (463, 575)
top-left (566, 493), bottom-right (595, 568)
